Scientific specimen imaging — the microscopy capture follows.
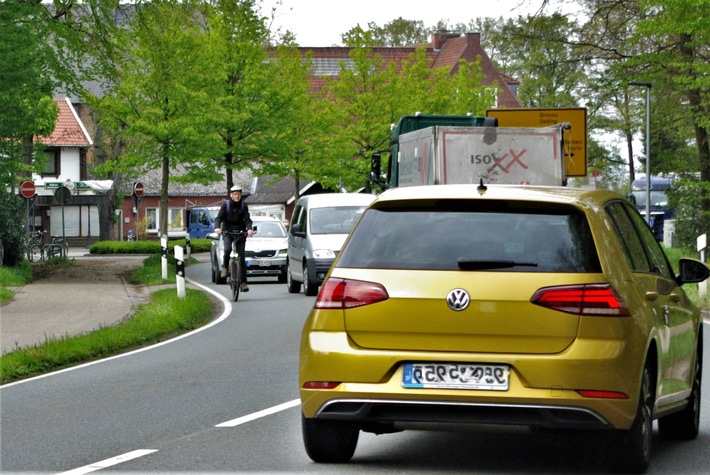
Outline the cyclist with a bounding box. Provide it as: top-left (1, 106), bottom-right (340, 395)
top-left (215, 186), bottom-right (253, 291)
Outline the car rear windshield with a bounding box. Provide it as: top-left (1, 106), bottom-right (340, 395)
top-left (337, 200), bottom-right (602, 272)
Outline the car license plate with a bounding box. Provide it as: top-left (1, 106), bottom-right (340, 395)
top-left (402, 363), bottom-right (509, 391)
top-left (254, 260), bottom-right (270, 266)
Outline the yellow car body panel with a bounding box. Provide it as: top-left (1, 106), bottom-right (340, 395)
top-left (298, 184), bottom-right (707, 469)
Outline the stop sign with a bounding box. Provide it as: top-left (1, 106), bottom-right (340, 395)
top-left (133, 181), bottom-right (145, 197)
top-left (20, 181), bottom-right (36, 198)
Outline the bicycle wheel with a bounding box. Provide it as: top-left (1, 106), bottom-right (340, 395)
top-left (230, 258), bottom-right (241, 302)
top-left (28, 244), bottom-right (43, 262)
top-left (45, 244), bottom-right (62, 260)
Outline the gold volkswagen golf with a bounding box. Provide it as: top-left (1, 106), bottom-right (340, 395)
top-left (299, 184), bottom-right (709, 473)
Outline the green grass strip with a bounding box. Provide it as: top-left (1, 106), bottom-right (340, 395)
top-left (0, 288), bottom-right (213, 384)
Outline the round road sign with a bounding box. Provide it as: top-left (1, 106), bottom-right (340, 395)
top-left (133, 181), bottom-right (145, 197)
top-left (55, 186), bottom-right (71, 205)
top-left (20, 181), bottom-right (36, 198)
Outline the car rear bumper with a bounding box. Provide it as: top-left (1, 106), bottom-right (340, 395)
top-left (311, 398), bottom-right (611, 431)
top-left (299, 330), bottom-right (642, 431)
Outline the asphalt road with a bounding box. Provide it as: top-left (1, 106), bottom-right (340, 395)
top-left (2, 260), bottom-right (710, 474)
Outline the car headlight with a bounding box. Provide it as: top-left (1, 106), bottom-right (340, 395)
top-left (278, 249), bottom-right (288, 257)
top-left (313, 249), bottom-right (336, 259)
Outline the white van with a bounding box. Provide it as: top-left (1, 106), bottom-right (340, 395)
top-left (287, 193), bottom-right (376, 296)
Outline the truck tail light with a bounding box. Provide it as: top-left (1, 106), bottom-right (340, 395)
top-left (315, 278), bottom-right (389, 309)
top-left (531, 284), bottom-right (628, 317)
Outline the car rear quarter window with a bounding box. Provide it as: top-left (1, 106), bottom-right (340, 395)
top-left (338, 201), bottom-right (601, 272)
top-left (606, 201), bottom-right (673, 279)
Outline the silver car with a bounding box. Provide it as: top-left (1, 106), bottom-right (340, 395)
top-left (210, 216), bottom-right (288, 284)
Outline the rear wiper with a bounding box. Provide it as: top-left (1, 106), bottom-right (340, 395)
top-left (457, 259), bottom-right (538, 270)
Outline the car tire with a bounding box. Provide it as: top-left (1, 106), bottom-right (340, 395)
top-left (287, 261), bottom-right (301, 294)
top-left (211, 263), bottom-right (216, 283)
top-left (658, 338), bottom-right (702, 440)
top-left (302, 413), bottom-right (358, 463)
top-left (608, 364), bottom-right (653, 474)
top-left (277, 271), bottom-right (287, 284)
top-left (303, 264), bottom-right (319, 297)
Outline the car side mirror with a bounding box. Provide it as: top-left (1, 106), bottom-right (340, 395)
top-left (676, 258), bottom-right (710, 285)
top-left (291, 223), bottom-right (304, 236)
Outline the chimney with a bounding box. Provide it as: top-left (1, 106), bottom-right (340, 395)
top-left (431, 32), bottom-right (461, 50)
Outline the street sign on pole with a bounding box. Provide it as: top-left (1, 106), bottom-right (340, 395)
top-left (486, 108), bottom-right (588, 177)
top-left (133, 181), bottom-right (145, 198)
top-left (20, 181), bottom-right (36, 198)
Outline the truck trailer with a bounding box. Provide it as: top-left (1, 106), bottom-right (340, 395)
top-left (372, 114), bottom-right (570, 189)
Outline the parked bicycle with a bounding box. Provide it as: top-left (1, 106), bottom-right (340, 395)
top-left (223, 230), bottom-right (247, 302)
top-left (43, 235), bottom-right (69, 260)
top-left (26, 230), bottom-right (44, 262)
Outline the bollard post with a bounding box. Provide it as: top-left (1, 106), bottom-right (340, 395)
top-left (698, 234), bottom-right (707, 299)
top-left (175, 245), bottom-right (186, 298)
top-left (185, 231), bottom-right (191, 260)
top-left (161, 234), bottom-right (168, 281)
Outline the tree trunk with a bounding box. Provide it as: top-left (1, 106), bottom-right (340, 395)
top-left (160, 155), bottom-right (170, 238)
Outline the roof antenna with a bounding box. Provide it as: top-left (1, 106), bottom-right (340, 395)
top-left (477, 179), bottom-right (487, 195)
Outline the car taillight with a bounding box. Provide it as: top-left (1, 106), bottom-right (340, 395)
top-left (315, 278), bottom-right (389, 309)
top-left (531, 284), bottom-right (628, 317)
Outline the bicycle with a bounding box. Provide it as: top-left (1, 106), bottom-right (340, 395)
top-left (223, 230), bottom-right (247, 302)
top-left (26, 230), bottom-right (44, 262)
top-left (44, 235), bottom-right (69, 260)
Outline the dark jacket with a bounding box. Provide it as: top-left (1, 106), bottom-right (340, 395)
top-left (214, 198), bottom-right (252, 232)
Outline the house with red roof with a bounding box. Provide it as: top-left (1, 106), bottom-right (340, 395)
top-left (28, 98), bottom-right (108, 245)
top-left (301, 32), bottom-right (521, 108)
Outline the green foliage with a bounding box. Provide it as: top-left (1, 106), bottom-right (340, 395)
top-left (342, 18), bottom-right (428, 47)
top-left (667, 178), bottom-right (710, 249)
top-left (88, 239), bottom-right (212, 255)
top-left (0, 191), bottom-right (27, 267)
top-left (0, 288), bottom-right (212, 383)
top-left (0, 260), bottom-right (32, 305)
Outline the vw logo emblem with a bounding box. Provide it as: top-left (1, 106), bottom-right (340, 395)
top-left (447, 289), bottom-right (470, 311)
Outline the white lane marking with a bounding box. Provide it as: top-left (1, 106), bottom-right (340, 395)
top-left (216, 398), bottom-right (301, 427)
top-left (56, 449), bottom-right (158, 475)
top-left (1, 278), bottom-right (231, 389)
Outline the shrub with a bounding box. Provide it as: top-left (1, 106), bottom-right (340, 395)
top-left (0, 190), bottom-right (27, 267)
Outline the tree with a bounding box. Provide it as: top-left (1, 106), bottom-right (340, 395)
top-left (95, 0), bottom-right (220, 237)
top-left (0, 2), bottom-right (59, 185)
top-left (342, 17), bottom-right (428, 47)
top-left (201, 0), bottom-right (275, 192)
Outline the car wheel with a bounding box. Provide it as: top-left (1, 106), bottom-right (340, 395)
top-left (211, 263), bottom-right (216, 283)
top-left (303, 264), bottom-right (319, 297)
top-left (277, 270), bottom-right (287, 284)
top-left (608, 364), bottom-right (653, 474)
top-left (287, 261), bottom-right (301, 294)
top-left (302, 413), bottom-right (358, 463)
top-left (659, 338), bottom-right (702, 440)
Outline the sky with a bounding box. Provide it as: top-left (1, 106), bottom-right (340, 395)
top-left (261, 0), bottom-right (577, 47)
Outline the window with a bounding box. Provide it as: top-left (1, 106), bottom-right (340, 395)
top-left (142, 207), bottom-right (185, 234)
top-left (338, 202), bottom-right (601, 272)
top-left (42, 149), bottom-right (60, 177)
top-left (145, 208), bottom-right (157, 232)
top-left (168, 208), bottom-right (183, 229)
